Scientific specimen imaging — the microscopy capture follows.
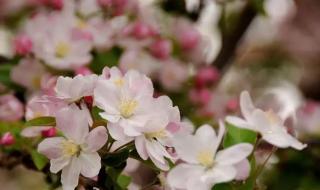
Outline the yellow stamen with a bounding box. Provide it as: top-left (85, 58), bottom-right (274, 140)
top-left (197, 150), bottom-right (214, 167)
top-left (145, 129), bottom-right (167, 139)
top-left (32, 76), bottom-right (41, 88)
top-left (76, 19), bottom-right (87, 29)
top-left (114, 78), bottom-right (124, 87)
top-left (265, 110), bottom-right (280, 124)
top-left (119, 99), bottom-right (138, 118)
top-left (55, 42), bottom-right (71, 58)
top-left (62, 140), bottom-right (80, 156)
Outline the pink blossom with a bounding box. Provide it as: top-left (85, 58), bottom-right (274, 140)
top-left (55, 74), bottom-right (98, 102)
top-left (0, 94), bottom-right (24, 122)
top-left (38, 104), bottom-right (107, 190)
top-left (11, 58), bottom-right (47, 91)
top-left (168, 122), bottom-right (253, 190)
top-left (226, 91), bottom-right (307, 150)
top-left (159, 61), bottom-right (189, 92)
top-left (21, 95), bottom-right (66, 137)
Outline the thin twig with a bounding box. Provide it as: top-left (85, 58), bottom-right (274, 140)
top-left (213, 2), bottom-right (257, 72)
top-left (254, 146), bottom-right (278, 180)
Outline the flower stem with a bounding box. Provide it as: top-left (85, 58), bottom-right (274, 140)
top-left (254, 146), bottom-right (277, 181)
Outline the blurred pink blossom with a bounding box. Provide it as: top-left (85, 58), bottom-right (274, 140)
top-left (0, 94), bottom-right (24, 122)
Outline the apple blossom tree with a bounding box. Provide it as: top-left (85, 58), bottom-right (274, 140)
top-left (0, 0), bottom-right (313, 190)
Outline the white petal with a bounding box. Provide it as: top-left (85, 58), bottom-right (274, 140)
top-left (145, 140), bottom-right (167, 165)
top-left (167, 163), bottom-right (204, 189)
top-left (78, 152), bottom-right (101, 178)
top-left (195, 124), bottom-right (216, 144)
top-left (50, 156), bottom-right (71, 173)
top-left (286, 134), bottom-right (307, 150)
top-left (225, 116), bottom-right (254, 131)
top-left (37, 137), bottom-right (65, 159)
top-left (187, 177), bottom-right (212, 190)
top-left (262, 131), bottom-right (306, 150)
top-left (135, 136), bottom-right (148, 160)
top-left (21, 127), bottom-right (51, 137)
top-left (94, 80), bottom-right (120, 115)
top-left (84, 126), bottom-right (108, 152)
top-left (55, 76), bottom-right (73, 99)
top-left (234, 159), bottom-right (251, 181)
top-left (240, 91), bottom-right (256, 120)
top-left (215, 143), bottom-right (253, 165)
top-left (250, 110), bottom-right (272, 133)
top-left (203, 164), bottom-right (237, 185)
top-left (107, 122), bottom-right (131, 141)
top-left (61, 157), bottom-right (81, 190)
top-left (56, 104), bottom-right (89, 143)
top-left (149, 154), bottom-right (169, 171)
top-left (99, 112), bottom-right (120, 123)
top-left (172, 135), bottom-right (200, 164)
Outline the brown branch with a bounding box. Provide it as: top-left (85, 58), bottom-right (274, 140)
top-left (213, 2), bottom-right (257, 72)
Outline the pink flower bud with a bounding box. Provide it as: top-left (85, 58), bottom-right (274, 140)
top-left (75, 66), bottom-right (93, 76)
top-left (41, 127), bottom-right (57, 137)
top-left (149, 39), bottom-right (172, 60)
top-left (84, 96), bottom-right (93, 108)
top-left (0, 132), bottom-right (15, 146)
top-left (112, 0), bottom-right (128, 15)
top-left (226, 98), bottom-right (239, 112)
top-left (14, 35), bottom-right (33, 56)
top-left (178, 28), bottom-right (200, 50)
top-left (49, 0), bottom-right (63, 10)
top-left (97, 0), bottom-right (112, 7)
top-left (195, 66), bottom-right (220, 88)
top-left (189, 88), bottom-right (212, 105)
top-left (131, 22), bottom-right (152, 39)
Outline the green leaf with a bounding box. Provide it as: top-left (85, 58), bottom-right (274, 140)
top-left (117, 174), bottom-right (132, 189)
top-left (102, 148), bottom-right (130, 167)
top-left (212, 183), bottom-right (233, 190)
top-left (250, 0), bottom-right (266, 15)
top-left (90, 47), bottom-right (122, 74)
top-left (31, 150), bottom-right (48, 170)
top-left (25, 117), bottom-right (56, 127)
top-left (223, 123), bottom-right (257, 148)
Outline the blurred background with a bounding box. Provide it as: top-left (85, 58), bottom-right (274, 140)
top-left (0, 0), bottom-right (320, 189)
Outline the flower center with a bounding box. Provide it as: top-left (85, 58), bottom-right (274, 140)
top-left (145, 129), bottom-right (167, 140)
top-left (76, 19), bottom-right (88, 29)
top-left (119, 99), bottom-right (138, 118)
top-left (265, 110), bottom-right (280, 124)
top-left (32, 76), bottom-right (41, 88)
top-left (55, 42), bottom-right (71, 58)
top-left (62, 140), bottom-right (80, 157)
top-left (197, 150), bottom-right (214, 167)
top-left (113, 78), bottom-right (124, 87)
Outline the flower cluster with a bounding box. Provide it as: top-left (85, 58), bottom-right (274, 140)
top-left (20, 66), bottom-right (305, 190)
top-left (0, 0), bottom-right (311, 190)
